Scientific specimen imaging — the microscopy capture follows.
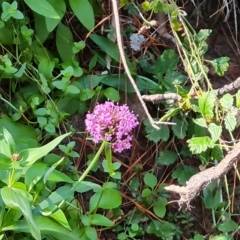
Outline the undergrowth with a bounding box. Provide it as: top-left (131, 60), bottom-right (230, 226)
top-left (0, 0), bottom-right (240, 239)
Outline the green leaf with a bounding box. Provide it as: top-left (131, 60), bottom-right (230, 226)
top-left (0, 115), bottom-right (38, 152)
top-left (171, 165), bottom-right (197, 185)
top-left (69, 0), bottom-right (94, 30)
top-left (56, 23), bottom-right (74, 61)
top-left (2, 214), bottom-right (79, 240)
top-left (90, 214), bottom-right (113, 227)
top-left (144, 120), bottom-right (170, 143)
top-left (0, 153), bottom-right (13, 169)
top-left (90, 34), bottom-right (120, 62)
top-left (24, 0), bottom-right (60, 19)
top-left (218, 220), bottom-right (238, 233)
top-left (153, 198), bottom-right (167, 218)
top-left (144, 172), bottom-right (157, 189)
top-left (224, 112), bottom-right (237, 132)
top-left (1, 187), bottom-right (41, 240)
top-left (236, 90), bottom-right (240, 108)
top-left (85, 226), bottom-right (98, 240)
top-left (90, 188), bottom-right (122, 211)
top-left (198, 91), bottom-right (217, 119)
top-left (66, 85), bottom-right (80, 94)
top-left (38, 185), bottom-right (73, 211)
top-left (103, 87), bottom-right (120, 101)
top-left (20, 132), bottom-right (71, 166)
top-left (195, 29), bottom-right (212, 42)
top-left (220, 93), bottom-right (234, 111)
top-left (210, 57), bottom-right (230, 76)
top-left (158, 150), bottom-right (178, 165)
top-left (193, 118), bottom-right (208, 128)
top-left (188, 136), bottom-right (215, 154)
top-left (171, 117), bottom-right (188, 139)
top-left (141, 188), bottom-right (152, 197)
top-left (208, 123), bottom-right (222, 142)
top-left (50, 209), bottom-right (72, 231)
top-left (45, 0), bottom-right (66, 32)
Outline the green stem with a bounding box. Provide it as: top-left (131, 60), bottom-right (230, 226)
top-left (73, 141), bottom-right (106, 189)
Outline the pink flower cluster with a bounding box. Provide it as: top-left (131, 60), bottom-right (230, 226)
top-left (85, 101), bottom-right (139, 153)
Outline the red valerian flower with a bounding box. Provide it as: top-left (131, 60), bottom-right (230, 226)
top-left (85, 101), bottom-right (139, 153)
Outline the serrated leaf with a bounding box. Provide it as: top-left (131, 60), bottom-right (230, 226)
top-left (208, 123), bottom-right (222, 142)
top-left (144, 172), bottom-right (157, 189)
top-left (144, 120), bottom-right (170, 143)
top-left (220, 93), bottom-right (234, 111)
top-left (171, 117), bottom-right (188, 139)
top-left (210, 57), bottom-right (230, 76)
top-left (158, 150), bottom-right (178, 165)
top-left (187, 136), bottom-right (215, 154)
top-left (193, 118), bottom-right (208, 128)
top-left (224, 112), bottom-right (237, 132)
top-left (69, 0), bottom-right (94, 30)
top-left (171, 165), bottom-right (197, 185)
top-left (195, 29), bottom-right (212, 42)
top-left (218, 220), bottom-right (238, 233)
top-left (198, 91), bottom-right (217, 119)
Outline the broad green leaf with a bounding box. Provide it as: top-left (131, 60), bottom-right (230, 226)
top-left (2, 214), bottom-right (79, 240)
top-left (38, 185), bottom-right (73, 211)
top-left (85, 226), bottom-right (98, 240)
top-left (103, 87), bottom-right (120, 101)
top-left (218, 220), bottom-right (238, 233)
top-left (1, 187), bottom-right (40, 240)
top-left (224, 112), bottom-right (237, 132)
top-left (144, 172), bottom-right (157, 189)
top-left (45, 0), bottom-right (66, 32)
top-left (208, 123), bottom-right (222, 142)
top-left (0, 115), bottom-right (38, 152)
top-left (19, 132), bottom-right (71, 166)
top-left (25, 163), bottom-right (48, 191)
top-left (153, 198), bottom-right (167, 218)
top-left (3, 128), bottom-right (16, 153)
top-left (24, 0), bottom-right (60, 19)
top-left (210, 57), bottom-right (230, 76)
top-left (90, 34), bottom-right (120, 62)
top-left (0, 153), bottom-right (13, 169)
top-left (69, 0), bottom-right (94, 30)
top-left (90, 188), bottom-right (122, 212)
top-left (203, 182), bottom-right (222, 209)
top-left (56, 23), bottom-right (74, 61)
top-left (172, 117), bottom-right (188, 139)
top-left (72, 181), bottom-right (102, 193)
top-left (66, 85), bottom-right (80, 94)
top-left (50, 209), bottom-right (71, 231)
top-left (220, 93), bottom-right (234, 111)
top-left (38, 58), bottom-right (55, 78)
top-left (90, 214), bottom-right (113, 227)
top-left (193, 118), bottom-right (208, 128)
top-left (198, 91), bottom-right (217, 119)
top-left (158, 150), bottom-right (178, 165)
top-left (187, 136), bottom-right (215, 154)
top-left (79, 89), bottom-right (95, 101)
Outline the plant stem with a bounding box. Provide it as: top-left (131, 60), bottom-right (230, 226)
top-left (76, 141), bottom-right (105, 185)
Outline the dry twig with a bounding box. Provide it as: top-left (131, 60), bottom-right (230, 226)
top-left (165, 141), bottom-right (240, 209)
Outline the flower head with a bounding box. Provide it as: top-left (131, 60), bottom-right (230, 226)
top-left (85, 101), bottom-right (139, 153)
